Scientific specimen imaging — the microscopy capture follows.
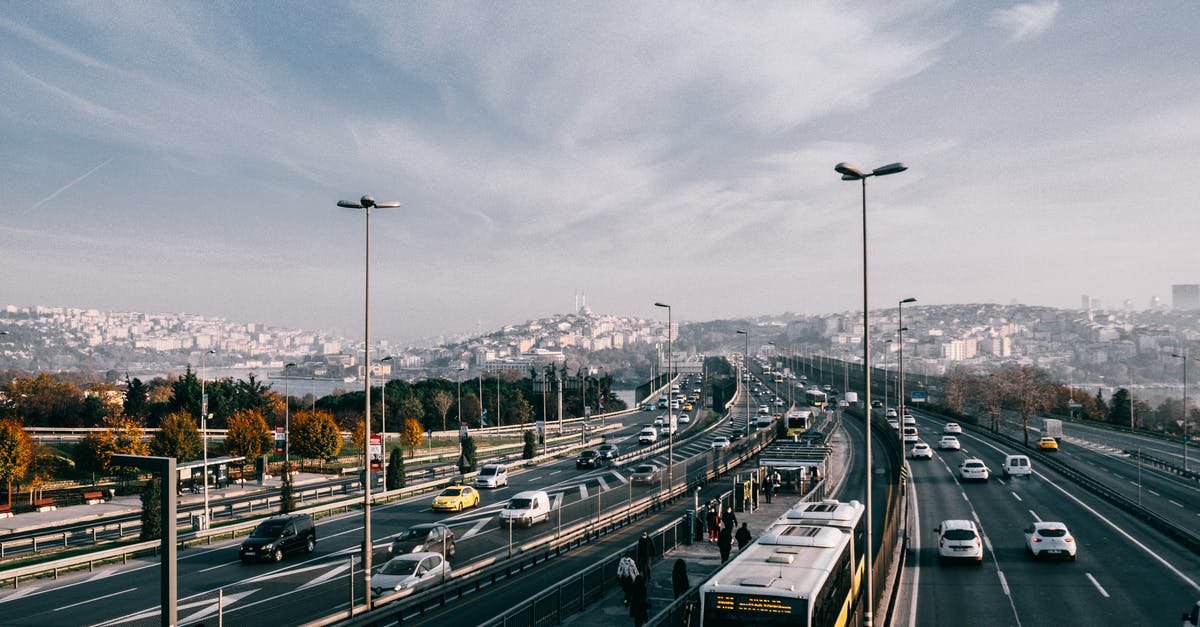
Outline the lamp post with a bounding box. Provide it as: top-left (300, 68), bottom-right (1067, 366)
top-left (835, 159), bottom-right (907, 627)
top-left (284, 362), bottom-right (296, 468)
top-left (336, 194), bottom-right (401, 611)
top-left (1170, 351), bottom-right (1192, 472)
top-left (200, 349), bottom-right (215, 526)
top-left (380, 356), bottom-right (393, 449)
top-left (655, 302), bottom-right (673, 492)
top-left (457, 366), bottom-right (466, 428)
top-left (898, 297), bottom-right (916, 418)
top-left (883, 339), bottom-right (894, 410)
top-left (737, 330), bottom-right (750, 432)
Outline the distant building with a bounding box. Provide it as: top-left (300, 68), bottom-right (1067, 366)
top-left (1172, 284), bottom-right (1200, 310)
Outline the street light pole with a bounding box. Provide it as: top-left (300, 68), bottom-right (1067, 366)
top-left (655, 302), bottom-right (673, 492)
top-left (337, 194), bottom-right (401, 612)
top-left (380, 356), bottom-right (393, 451)
top-left (457, 366), bottom-right (466, 428)
top-left (883, 339), bottom-right (894, 410)
top-left (737, 330), bottom-right (749, 433)
top-left (200, 349), bottom-right (215, 526)
top-left (898, 298), bottom-right (916, 418)
top-left (836, 160), bottom-right (907, 627)
top-left (284, 362), bottom-right (296, 468)
top-left (1171, 351), bottom-right (1191, 472)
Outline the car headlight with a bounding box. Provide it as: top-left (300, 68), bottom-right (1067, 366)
top-left (412, 545), bottom-right (422, 553)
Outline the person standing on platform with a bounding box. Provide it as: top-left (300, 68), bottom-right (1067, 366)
top-left (764, 476), bottom-right (774, 504)
top-left (717, 525), bottom-right (733, 563)
top-left (672, 559), bottom-right (689, 598)
top-left (722, 505), bottom-right (737, 532)
top-left (706, 506), bottom-right (720, 543)
top-left (636, 530), bottom-right (655, 578)
top-left (629, 574), bottom-right (650, 627)
top-left (735, 523), bottom-right (752, 550)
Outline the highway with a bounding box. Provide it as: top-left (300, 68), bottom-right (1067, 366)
top-left (904, 408), bottom-right (1200, 626)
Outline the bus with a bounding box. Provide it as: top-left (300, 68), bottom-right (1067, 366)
top-left (805, 388), bottom-right (828, 409)
top-left (700, 500), bottom-right (865, 627)
top-left (773, 373), bottom-right (784, 384)
top-left (785, 409), bottom-right (813, 437)
top-left (762, 365), bottom-right (772, 377)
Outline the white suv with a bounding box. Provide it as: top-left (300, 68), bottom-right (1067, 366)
top-left (935, 519), bottom-right (983, 564)
top-left (959, 458), bottom-right (990, 482)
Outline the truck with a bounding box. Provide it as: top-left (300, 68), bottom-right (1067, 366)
top-left (1042, 418), bottom-right (1063, 441)
top-left (843, 392), bottom-right (859, 406)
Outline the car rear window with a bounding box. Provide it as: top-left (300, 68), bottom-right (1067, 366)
top-left (1037, 528), bottom-right (1067, 538)
top-left (943, 529), bottom-right (977, 541)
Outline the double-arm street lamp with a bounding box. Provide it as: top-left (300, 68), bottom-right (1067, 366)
top-left (835, 160), bottom-right (907, 627)
top-left (898, 298), bottom-right (916, 418)
top-left (284, 362), bottom-right (296, 467)
top-left (1170, 350), bottom-right (1193, 472)
top-left (336, 194), bottom-right (401, 611)
top-left (655, 302), bottom-right (673, 491)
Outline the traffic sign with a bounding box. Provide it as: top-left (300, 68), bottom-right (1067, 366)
top-left (369, 434), bottom-right (383, 470)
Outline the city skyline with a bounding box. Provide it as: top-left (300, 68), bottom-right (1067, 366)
top-left (3, 3), bottom-right (1198, 342)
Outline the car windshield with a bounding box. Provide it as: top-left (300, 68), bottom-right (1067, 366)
top-left (635, 465), bottom-right (655, 473)
top-left (251, 520), bottom-right (286, 538)
top-left (380, 559), bottom-right (421, 576)
top-left (507, 498), bottom-right (534, 509)
top-left (943, 529), bottom-right (977, 541)
top-left (400, 527), bottom-right (431, 540)
top-left (580, 451), bottom-right (596, 458)
top-left (1037, 528), bottom-right (1067, 538)
top-left (439, 488), bottom-right (463, 497)
top-left (479, 467), bottom-right (497, 476)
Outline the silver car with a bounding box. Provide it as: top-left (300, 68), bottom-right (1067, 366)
top-left (371, 552), bottom-right (451, 598)
top-left (629, 463), bottom-right (658, 485)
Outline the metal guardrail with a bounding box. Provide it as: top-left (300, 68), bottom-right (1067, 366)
top-left (1122, 449), bottom-right (1200, 482)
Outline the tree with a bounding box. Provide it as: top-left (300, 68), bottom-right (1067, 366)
top-left (169, 366), bottom-right (202, 419)
top-left (400, 418), bottom-right (423, 458)
top-left (943, 366), bottom-right (971, 413)
top-left (290, 409), bottom-right (342, 464)
top-left (0, 419), bottom-right (33, 508)
top-left (75, 431), bottom-right (115, 484)
top-left (399, 395), bottom-right (424, 430)
top-left (1000, 365), bottom-right (1053, 447)
top-left (349, 419), bottom-right (366, 451)
top-left (225, 408), bottom-right (271, 461)
top-left (24, 444), bottom-right (61, 505)
top-left (279, 463), bottom-right (295, 514)
top-left (140, 477), bottom-right (162, 540)
top-left (522, 429), bottom-right (536, 459)
top-left (124, 377), bottom-right (149, 420)
top-left (458, 435), bottom-right (477, 473)
top-left (150, 411), bottom-right (201, 462)
top-left (386, 448), bottom-right (405, 490)
top-left (508, 391), bottom-right (533, 424)
top-left (1, 373), bottom-right (84, 427)
top-left (431, 391), bottom-right (453, 432)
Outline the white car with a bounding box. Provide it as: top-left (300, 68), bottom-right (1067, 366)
top-left (711, 436), bottom-right (731, 449)
top-left (902, 415), bottom-right (916, 426)
top-left (678, 413), bottom-right (691, 424)
top-left (902, 426), bottom-right (919, 443)
top-left (909, 442), bottom-right (933, 460)
top-left (959, 458), bottom-right (990, 482)
top-left (938, 436), bottom-right (961, 451)
top-left (371, 552), bottom-right (451, 598)
top-left (1024, 521), bottom-right (1077, 560)
top-left (935, 519), bottom-right (983, 564)
top-left (885, 407), bottom-right (898, 418)
top-left (943, 422), bottom-right (963, 434)
top-left (887, 418), bottom-right (900, 430)
top-left (638, 426), bottom-right (658, 445)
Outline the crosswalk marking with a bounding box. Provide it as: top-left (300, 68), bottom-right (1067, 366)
top-left (579, 485), bottom-right (588, 499)
top-left (459, 518), bottom-right (490, 540)
top-left (597, 476), bottom-right (609, 491)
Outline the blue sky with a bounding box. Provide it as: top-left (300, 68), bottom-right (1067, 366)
top-left (2, 2), bottom-right (1198, 342)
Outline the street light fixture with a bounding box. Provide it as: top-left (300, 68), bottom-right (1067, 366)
top-left (655, 302), bottom-right (673, 492)
top-left (336, 194), bottom-right (401, 612)
top-left (1170, 351), bottom-right (1192, 472)
top-left (284, 362), bottom-right (296, 468)
top-left (835, 159), bottom-right (907, 627)
top-left (898, 298), bottom-right (916, 419)
top-left (200, 349), bottom-right (215, 527)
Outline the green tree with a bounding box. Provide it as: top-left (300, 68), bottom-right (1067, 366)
top-left (150, 411), bottom-right (201, 462)
top-left (124, 377), bottom-right (149, 420)
top-left (0, 419), bottom-right (33, 508)
top-left (169, 366), bottom-right (202, 419)
top-left (140, 477), bottom-right (162, 540)
top-left (290, 409), bottom-right (342, 464)
top-left (1, 373), bottom-right (85, 427)
top-left (458, 435), bottom-right (477, 473)
top-left (522, 429), bottom-right (536, 459)
top-left (400, 418), bottom-right (423, 458)
top-left (279, 463), bottom-right (295, 513)
top-left (508, 391), bottom-right (533, 425)
top-left (386, 448), bottom-right (405, 490)
top-left (75, 431), bottom-right (115, 483)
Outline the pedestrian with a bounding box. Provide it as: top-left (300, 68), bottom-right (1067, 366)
top-left (706, 506), bottom-right (720, 543)
top-left (617, 554), bottom-right (639, 606)
top-left (671, 559), bottom-right (689, 598)
top-left (636, 530), bottom-right (655, 577)
top-left (735, 522), bottom-right (752, 550)
top-left (629, 574), bottom-right (651, 627)
top-left (717, 525), bottom-right (733, 563)
top-left (772, 470), bottom-right (782, 493)
top-left (722, 506), bottom-right (737, 531)
top-left (751, 479), bottom-right (759, 509)
top-left (764, 476), bottom-right (774, 504)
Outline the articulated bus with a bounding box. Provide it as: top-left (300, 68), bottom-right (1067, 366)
top-left (805, 388), bottom-right (828, 409)
top-left (785, 409), bottom-right (813, 437)
top-left (699, 500), bottom-right (866, 627)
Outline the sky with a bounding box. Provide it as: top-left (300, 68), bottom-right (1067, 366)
top-left (2, 1), bottom-right (1198, 343)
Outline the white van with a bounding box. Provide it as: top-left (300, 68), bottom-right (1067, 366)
top-left (1002, 454), bottom-right (1032, 478)
top-left (638, 426), bottom-right (659, 445)
top-left (755, 415), bottom-right (773, 430)
top-left (475, 463), bottom-right (509, 488)
top-left (498, 490), bottom-right (551, 527)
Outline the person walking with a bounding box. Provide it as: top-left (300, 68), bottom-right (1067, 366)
top-left (722, 505), bottom-right (737, 532)
top-left (617, 554), bottom-right (639, 606)
top-left (764, 476), bottom-right (774, 504)
top-left (629, 574), bottom-right (651, 627)
top-left (735, 522), bottom-right (752, 550)
top-left (636, 530), bottom-right (655, 577)
top-left (671, 559), bottom-right (689, 598)
top-left (717, 525), bottom-right (733, 563)
top-left (705, 506), bottom-right (720, 543)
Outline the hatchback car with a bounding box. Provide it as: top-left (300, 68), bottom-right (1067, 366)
top-left (389, 523), bottom-right (456, 558)
top-left (909, 442), bottom-right (933, 460)
top-left (711, 436), bottom-right (731, 449)
top-left (371, 552), bottom-right (451, 598)
top-left (678, 413), bottom-right (691, 424)
top-left (887, 419), bottom-right (900, 430)
top-left (576, 449), bottom-right (604, 469)
top-left (938, 436), bottom-right (961, 451)
top-left (630, 463), bottom-right (658, 485)
top-left (1037, 436), bottom-right (1059, 451)
top-left (903, 427), bottom-right (919, 443)
top-left (431, 485), bottom-right (480, 512)
top-left (474, 464), bottom-right (508, 488)
top-left (239, 514), bottom-right (316, 563)
top-left (935, 519), bottom-right (983, 564)
top-left (902, 415), bottom-right (916, 426)
top-left (1024, 521), bottom-right (1076, 560)
top-left (959, 458), bottom-right (990, 482)
top-left (943, 422), bottom-right (963, 434)
top-left (597, 442), bottom-right (619, 460)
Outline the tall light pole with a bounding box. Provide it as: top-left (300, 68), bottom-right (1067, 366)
top-left (836, 160), bottom-right (907, 627)
top-left (898, 297), bottom-right (916, 417)
top-left (655, 302), bottom-right (673, 491)
top-left (337, 194), bottom-right (401, 611)
top-left (380, 356), bottom-right (393, 448)
top-left (1170, 351), bottom-right (1192, 472)
top-left (737, 329), bottom-right (749, 433)
top-left (284, 362), bottom-right (296, 468)
top-left (457, 366), bottom-right (466, 428)
top-left (200, 349), bottom-right (215, 526)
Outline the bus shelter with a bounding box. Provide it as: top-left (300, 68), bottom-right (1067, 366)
top-left (175, 456), bottom-right (244, 493)
top-left (758, 442), bottom-right (830, 495)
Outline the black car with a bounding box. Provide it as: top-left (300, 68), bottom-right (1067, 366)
top-left (240, 514), bottom-right (316, 563)
top-left (576, 449), bottom-right (604, 469)
top-left (597, 443), bottom-right (619, 460)
top-left (389, 523), bottom-right (456, 558)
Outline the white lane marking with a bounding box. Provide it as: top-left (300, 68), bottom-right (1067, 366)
top-left (551, 492), bottom-right (563, 510)
top-left (549, 470), bottom-right (561, 476)
top-left (610, 470), bottom-right (627, 484)
top-left (199, 561), bottom-right (239, 573)
top-left (1129, 481), bottom-right (1139, 487)
top-left (54, 588), bottom-right (136, 611)
top-left (459, 518), bottom-right (490, 540)
top-left (996, 478), bottom-right (1007, 486)
top-left (1029, 510), bottom-right (1041, 522)
top-left (1011, 491), bottom-right (1023, 502)
top-left (1148, 489), bottom-right (1160, 496)
top-left (983, 533), bottom-right (993, 552)
top-left (1086, 573), bottom-right (1110, 598)
top-left (962, 492), bottom-right (970, 502)
top-left (579, 485), bottom-right (588, 499)
top-left (998, 570), bottom-right (1011, 596)
top-left (597, 476), bottom-right (610, 492)
top-left (297, 561), bottom-right (353, 591)
top-left (972, 511), bottom-right (981, 525)
top-left (1170, 500), bottom-right (1185, 508)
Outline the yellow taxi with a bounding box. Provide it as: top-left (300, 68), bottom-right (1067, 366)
top-left (431, 485), bottom-right (480, 512)
top-left (691, 392), bottom-right (700, 400)
top-left (682, 403), bottom-right (694, 412)
top-left (1037, 437), bottom-right (1059, 451)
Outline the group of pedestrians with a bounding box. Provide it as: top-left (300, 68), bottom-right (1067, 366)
top-left (617, 530), bottom-right (695, 626)
top-left (701, 501), bottom-right (754, 563)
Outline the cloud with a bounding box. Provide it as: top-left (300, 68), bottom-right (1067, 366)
top-left (991, 1), bottom-right (1060, 42)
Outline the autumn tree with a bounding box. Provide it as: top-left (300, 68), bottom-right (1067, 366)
top-left (24, 444), bottom-right (60, 504)
top-left (0, 419), bottom-right (33, 508)
top-left (431, 391), bottom-right (454, 432)
top-left (225, 408), bottom-right (271, 469)
top-left (999, 364), bottom-right (1054, 446)
top-left (75, 432), bottom-right (114, 484)
top-left (349, 419), bottom-right (366, 450)
top-left (150, 411), bottom-right (201, 462)
top-left (1, 373), bottom-right (84, 427)
top-left (942, 366), bottom-right (971, 414)
top-left (290, 409), bottom-right (342, 465)
top-left (399, 395), bottom-right (424, 432)
top-left (400, 418), bottom-right (423, 458)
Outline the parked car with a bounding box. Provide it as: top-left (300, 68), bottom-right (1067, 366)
top-left (498, 490), bottom-right (551, 527)
top-left (431, 485), bottom-right (480, 512)
top-left (576, 449), bottom-right (605, 469)
top-left (909, 442), bottom-right (933, 459)
top-left (1023, 521), bottom-right (1077, 560)
top-left (239, 514), bottom-right (316, 563)
top-left (935, 519), bottom-right (983, 564)
top-left (389, 523), bottom-right (456, 557)
top-left (474, 464), bottom-right (508, 488)
top-left (1002, 454), bottom-right (1032, 478)
top-left (943, 422), bottom-right (963, 434)
top-left (1037, 436), bottom-right (1059, 451)
top-left (597, 442), bottom-right (619, 460)
top-left (959, 458), bottom-right (990, 482)
top-left (371, 552), bottom-right (450, 598)
top-left (938, 436), bottom-right (961, 451)
top-left (630, 463), bottom-right (659, 485)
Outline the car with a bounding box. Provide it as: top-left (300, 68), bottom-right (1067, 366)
top-left (909, 442), bottom-right (933, 459)
top-left (389, 523), bottom-right (456, 558)
top-left (903, 426), bottom-right (919, 443)
top-left (1037, 436), bottom-right (1059, 451)
top-left (641, 403), bottom-right (655, 412)
top-left (499, 490), bottom-right (552, 526)
top-left (935, 519), bottom-right (984, 564)
top-left (239, 514), bottom-right (316, 563)
top-left (474, 463), bottom-right (508, 488)
top-left (630, 463), bottom-right (659, 485)
top-left (1002, 454), bottom-right (1031, 477)
top-left (576, 449), bottom-right (605, 469)
top-left (638, 426), bottom-right (658, 445)
top-left (597, 442), bottom-right (619, 460)
top-left (683, 403), bottom-right (694, 412)
top-left (711, 436), bottom-right (731, 449)
top-left (885, 407), bottom-right (898, 418)
top-left (959, 458), bottom-right (990, 481)
top-left (902, 415), bottom-right (916, 426)
top-left (838, 400), bottom-right (850, 408)
top-left (887, 418), bottom-right (900, 430)
top-left (938, 436), bottom-right (961, 451)
top-left (371, 552), bottom-right (451, 598)
top-left (1024, 521), bottom-right (1077, 560)
top-left (943, 422), bottom-right (962, 434)
top-left (678, 413), bottom-right (691, 424)
top-left (758, 405), bottom-right (770, 415)
top-left (774, 398), bottom-right (785, 407)
top-left (431, 485), bottom-right (480, 512)
top-left (653, 415), bottom-right (666, 427)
